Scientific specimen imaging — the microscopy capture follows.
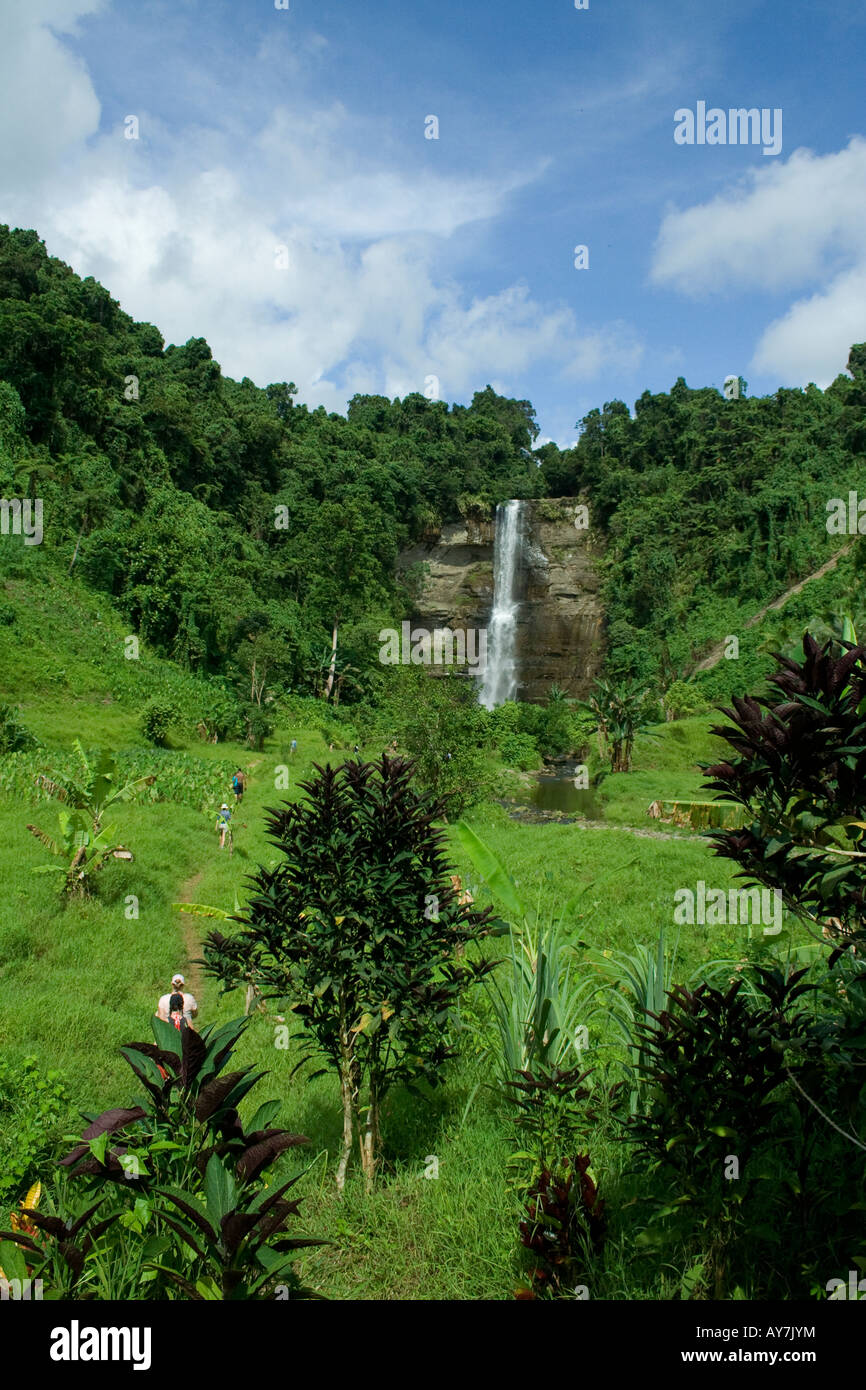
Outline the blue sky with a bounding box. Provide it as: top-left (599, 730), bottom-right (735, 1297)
top-left (2, 0), bottom-right (866, 445)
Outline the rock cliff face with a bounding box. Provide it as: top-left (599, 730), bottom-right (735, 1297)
top-left (397, 498), bottom-right (605, 703)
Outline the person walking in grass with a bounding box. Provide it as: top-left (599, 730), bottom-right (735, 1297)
top-left (290, 738), bottom-right (297, 757)
top-left (216, 801), bottom-right (232, 850)
top-left (232, 768), bottom-right (246, 804)
top-left (156, 973), bottom-right (198, 1026)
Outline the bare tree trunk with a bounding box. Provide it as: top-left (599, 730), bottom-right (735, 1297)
top-left (336, 999), bottom-right (356, 1194)
top-left (359, 1085), bottom-right (379, 1195)
top-left (250, 658), bottom-right (267, 706)
top-left (68, 518), bottom-right (87, 574)
top-left (323, 618), bottom-right (339, 701)
top-left (336, 1063), bottom-right (354, 1194)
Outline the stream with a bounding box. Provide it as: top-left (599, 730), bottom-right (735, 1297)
top-left (506, 760), bottom-right (604, 823)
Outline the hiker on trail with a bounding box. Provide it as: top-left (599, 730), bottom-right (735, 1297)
top-left (232, 768), bottom-right (246, 803)
top-left (156, 973), bottom-right (198, 1026)
top-left (167, 991), bottom-right (191, 1032)
top-left (216, 802), bottom-right (232, 849)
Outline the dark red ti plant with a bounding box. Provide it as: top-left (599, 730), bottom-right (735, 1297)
top-left (57, 1016), bottom-right (305, 1194)
top-left (515, 1155), bottom-right (606, 1301)
top-left (703, 630), bottom-right (866, 1154)
top-left (48, 1015), bottom-right (323, 1298)
top-left (702, 633), bottom-right (866, 957)
top-left (150, 1150), bottom-right (326, 1301)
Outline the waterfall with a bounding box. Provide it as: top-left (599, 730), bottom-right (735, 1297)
top-left (479, 499), bottom-right (524, 709)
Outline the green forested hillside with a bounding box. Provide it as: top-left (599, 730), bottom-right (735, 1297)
top-left (0, 223), bottom-right (863, 717)
top-left (542, 368), bottom-right (866, 686)
top-left (0, 225), bottom-right (544, 708)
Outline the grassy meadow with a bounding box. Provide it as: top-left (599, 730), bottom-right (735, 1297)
top-left (0, 571), bottom-right (829, 1300)
top-left (0, 627), bottom-right (814, 1298)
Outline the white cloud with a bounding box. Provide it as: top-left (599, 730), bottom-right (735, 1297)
top-left (649, 138), bottom-right (866, 384)
top-left (752, 264), bottom-right (866, 383)
top-left (0, 0), bottom-right (104, 189)
top-left (0, 3), bottom-right (643, 415)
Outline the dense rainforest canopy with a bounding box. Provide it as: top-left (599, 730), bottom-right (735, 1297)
top-left (0, 223), bottom-right (862, 706)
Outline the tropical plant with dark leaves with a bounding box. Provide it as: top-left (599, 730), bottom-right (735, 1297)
top-left (506, 1065), bottom-right (593, 1185)
top-left (44, 1015), bottom-right (319, 1298)
top-left (149, 1152), bottom-right (324, 1300)
top-left (702, 632), bottom-right (866, 956)
top-left (0, 1184), bottom-right (122, 1299)
top-left (58, 1016), bottom-right (305, 1195)
top-left (515, 1154), bottom-right (606, 1301)
top-left (627, 967), bottom-right (814, 1186)
top-left (203, 755), bottom-right (505, 1191)
top-left (626, 967), bottom-right (816, 1296)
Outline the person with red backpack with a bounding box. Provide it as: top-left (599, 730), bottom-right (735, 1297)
top-left (156, 973), bottom-right (198, 1029)
top-left (167, 992), bottom-right (189, 1032)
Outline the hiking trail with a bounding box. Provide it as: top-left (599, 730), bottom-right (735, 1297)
top-left (690, 541), bottom-right (855, 675)
top-left (177, 869), bottom-right (205, 1002)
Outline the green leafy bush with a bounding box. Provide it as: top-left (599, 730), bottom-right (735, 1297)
top-left (384, 668), bottom-right (494, 815)
top-left (243, 704), bottom-right (273, 750)
top-left (496, 730), bottom-right (539, 770)
top-left (662, 680), bottom-right (707, 721)
top-left (198, 687), bottom-right (243, 742)
top-left (0, 1057), bottom-right (70, 1206)
top-left (0, 703), bottom-right (38, 753)
top-left (140, 699), bottom-right (179, 746)
top-left (512, 702), bottom-right (590, 760)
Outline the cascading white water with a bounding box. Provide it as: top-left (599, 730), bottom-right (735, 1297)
top-left (478, 499), bottom-right (524, 709)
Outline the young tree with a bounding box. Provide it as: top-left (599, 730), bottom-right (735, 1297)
top-left (583, 677), bottom-right (654, 773)
top-left (384, 668), bottom-right (493, 814)
top-left (26, 744), bottom-right (153, 895)
top-left (202, 755), bottom-right (504, 1192)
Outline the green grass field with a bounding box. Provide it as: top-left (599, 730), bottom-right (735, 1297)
top-left (0, 572), bottom-right (819, 1300)
top-left (0, 715), bottom-right (806, 1298)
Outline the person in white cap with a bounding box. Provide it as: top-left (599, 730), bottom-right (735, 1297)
top-left (215, 802), bottom-right (232, 850)
top-left (156, 974), bottom-right (198, 1024)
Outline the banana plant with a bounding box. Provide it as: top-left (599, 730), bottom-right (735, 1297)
top-left (35, 742), bottom-right (155, 832)
top-left (27, 808), bottom-right (130, 896)
top-left (451, 820), bottom-right (525, 923)
top-left (580, 676), bottom-right (657, 773)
